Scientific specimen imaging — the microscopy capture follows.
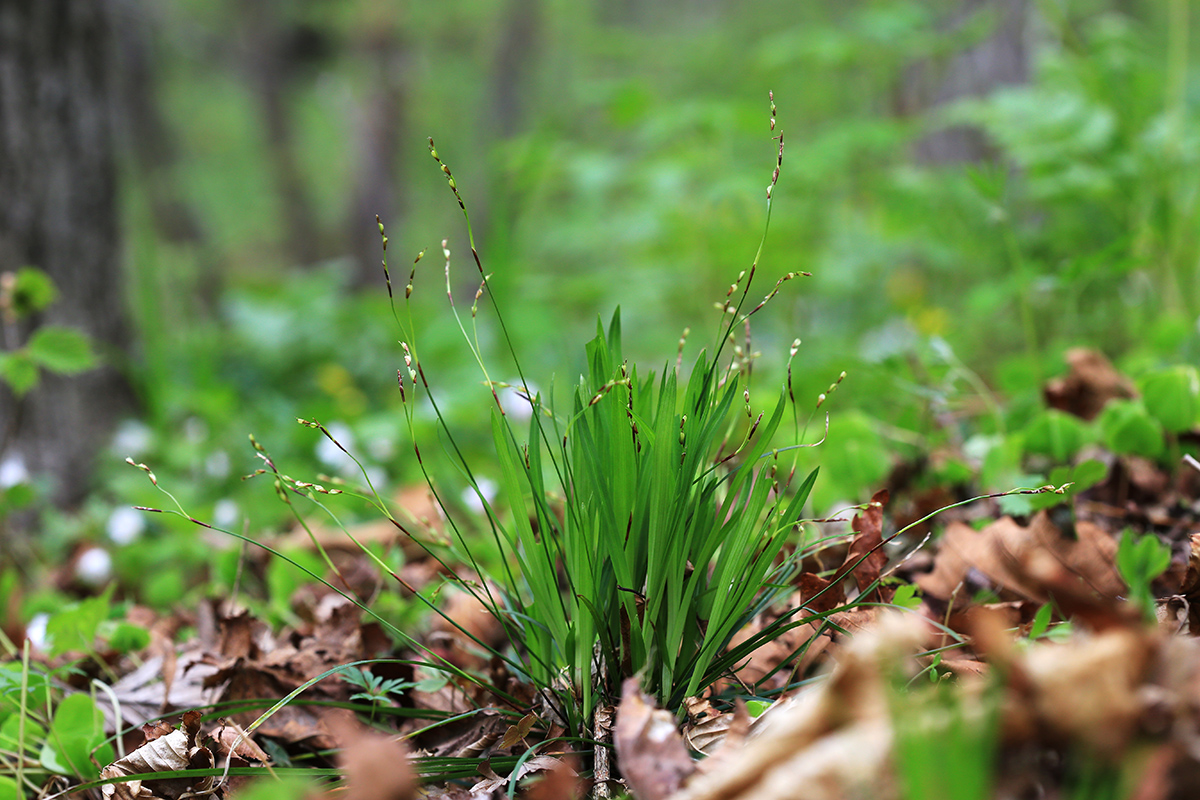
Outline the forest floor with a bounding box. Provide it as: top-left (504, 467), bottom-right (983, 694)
top-left (12, 348), bottom-right (1200, 800)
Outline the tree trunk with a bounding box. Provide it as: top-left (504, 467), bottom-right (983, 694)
top-left (895, 0), bottom-right (1032, 164)
top-left (0, 0), bottom-right (135, 507)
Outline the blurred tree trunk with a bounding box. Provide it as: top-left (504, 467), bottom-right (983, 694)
top-left (347, 28), bottom-right (411, 288)
top-left (896, 0), bottom-right (1032, 164)
top-left (236, 0), bottom-right (324, 269)
top-left (473, 0), bottom-right (543, 259)
top-left (0, 0), bottom-right (136, 506)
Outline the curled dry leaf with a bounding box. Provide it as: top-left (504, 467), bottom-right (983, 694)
top-left (334, 721), bottom-right (417, 800)
top-left (916, 512), bottom-right (1123, 605)
top-left (684, 699), bottom-right (752, 760)
top-left (671, 613), bottom-right (929, 800)
top-left (839, 489), bottom-right (890, 601)
top-left (613, 678), bottom-right (695, 800)
top-left (100, 711), bottom-right (215, 800)
top-left (1043, 347), bottom-right (1136, 421)
top-left (467, 755), bottom-right (578, 799)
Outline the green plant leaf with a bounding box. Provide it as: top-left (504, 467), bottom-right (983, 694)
top-left (41, 693), bottom-right (112, 777)
top-left (26, 326), bottom-right (96, 374)
top-left (1027, 460), bottom-right (1106, 512)
top-left (0, 351), bottom-right (39, 396)
top-left (10, 267), bottom-right (58, 316)
top-left (1098, 400), bottom-right (1165, 459)
top-left (1115, 529), bottom-right (1170, 622)
top-left (0, 775), bottom-right (20, 800)
top-left (891, 583), bottom-right (921, 610)
top-left (99, 620), bottom-right (150, 654)
top-left (1140, 366), bottom-right (1199, 434)
top-left (0, 714), bottom-right (46, 757)
top-left (1027, 603), bottom-right (1053, 640)
top-left (45, 590), bottom-right (111, 657)
top-left (1023, 409), bottom-right (1092, 461)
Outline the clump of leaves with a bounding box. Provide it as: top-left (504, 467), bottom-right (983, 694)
top-left (1115, 529), bottom-right (1171, 623)
top-left (0, 267), bottom-right (96, 396)
top-left (0, 646), bottom-right (115, 797)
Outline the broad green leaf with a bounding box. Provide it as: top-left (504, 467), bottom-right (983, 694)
top-left (1027, 603), bottom-right (1053, 639)
top-left (0, 775), bottom-right (20, 800)
top-left (1027, 460), bottom-right (1106, 512)
top-left (1140, 366), bottom-right (1199, 434)
top-left (45, 591), bottom-right (110, 657)
top-left (1023, 409), bottom-right (1092, 461)
top-left (10, 267), bottom-right (57, 315)
top-left (99, 620), bottom-right (150, 654)
top-left (1098, 400), bottom-right (1164, 459)
top-left (0, 715), bottom-right (46, 760)
top-left (26, 326), bottom-right (96, 374)
top-left (1116, 529), bottom-right (1171, 622)
top-left (41, 693), bottom-right (111, 777)
top-left (0, 351), bottom-right (39, 396)
top-left (891, 583), bottom-right (921, 610)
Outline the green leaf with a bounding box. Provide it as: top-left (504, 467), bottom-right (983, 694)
top-left (0, 775), bottom-right (20, 800)
top-left (45, 591), bottom-right (111, 657)
top-left (1027, 460), bottom-right (1106, 512)
top-left (10, 267), bottom-right (57, 316)
top-left (744, 700), bottom-right (771, 718)
top-left (1140, 366), bottom-right (1199, 434)
top-left (41, 693), bottom-right (112, 777)
top-left (1027, 603), bottom-right (1053, 639)
top-left (26, 326), bottom-right (96, 374)
top-left (1023, 409), bottom-right (1092, 461)
top-left (1098, 400), bottom-right (1165, 459)
top-left (891, 583), bottom-right (922, 610)
top-left (0, 715), bottom-right (46, 756)
top-left (0, 351), bottom-right (39, 396)
top-left (1116, 529), bottom-right (1170, 622)
top-left (99, 620), bottom-right (150, 654)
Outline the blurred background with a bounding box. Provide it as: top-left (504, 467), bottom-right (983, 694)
top-left (1, 0), bottom-right (1196, 608)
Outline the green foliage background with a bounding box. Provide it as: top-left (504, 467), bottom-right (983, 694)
top-left (7, 0), bottom-right (1198, 610)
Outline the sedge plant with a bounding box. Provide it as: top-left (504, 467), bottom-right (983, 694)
top-left (384, 93), bottom-right (822, 734)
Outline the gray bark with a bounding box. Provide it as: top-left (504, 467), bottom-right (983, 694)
top-left (0, 0), bottom-right (135, 507)
top-left (896, 0), bottom-right (1032, 164)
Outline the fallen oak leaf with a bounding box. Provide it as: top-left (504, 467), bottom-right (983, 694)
top-left (333, 720), bottom-right (417, 800)
top-left (613, 678), bottom-right (694, 800)
top-left (839, 489), bottom-right (890, 601)
top-left (100, 711), bottom-right (215, 800)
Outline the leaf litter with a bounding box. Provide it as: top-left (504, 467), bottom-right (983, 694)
top-left (19, 348), bottom-right (1200, 799)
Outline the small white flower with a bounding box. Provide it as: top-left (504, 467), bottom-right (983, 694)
top-left (106, 506), bottom-right (146, 545)
top-left (212, 498), bottom-right (239, 528)
top-left (316, 422), bottom-right (356, 470)
top-left (75, 547), bottom-right (113, 587)
top-left (0, 453), bottom-right (29, 488)
top-left (183, 416), bottom-right (209, 444)
top-left (205, 450), bottom-right (231, 479)
top-left (504, 380), bottom-right (540, 423)
top-left (111, 420), bottom-right (153, 459)
top-left (25, 613), bottom-right (50, 650)
top-left (461, 476), bottom-right (498, 515)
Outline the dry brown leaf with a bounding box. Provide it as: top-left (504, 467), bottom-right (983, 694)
top-left (684, 700), bottom-right (753, 760)
top-left (334, 722), bottom-right (417, 800)
top-left (521, 754), bottom-right (583, 800)
top-left (1044, 347), bottom-right (1136, 421)
top-left (839, 489), bottom-right (890, 601)
top-left (917, 512), bottom-right (1125, 607)
top-left (468, 756), bottom-right (578, 799)
top-left (671, 613), bottom-right (929, 800)
top-left (613, 678), bottom-right (694, 800)
top-left (100, 711), bottom-right (216, 800)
